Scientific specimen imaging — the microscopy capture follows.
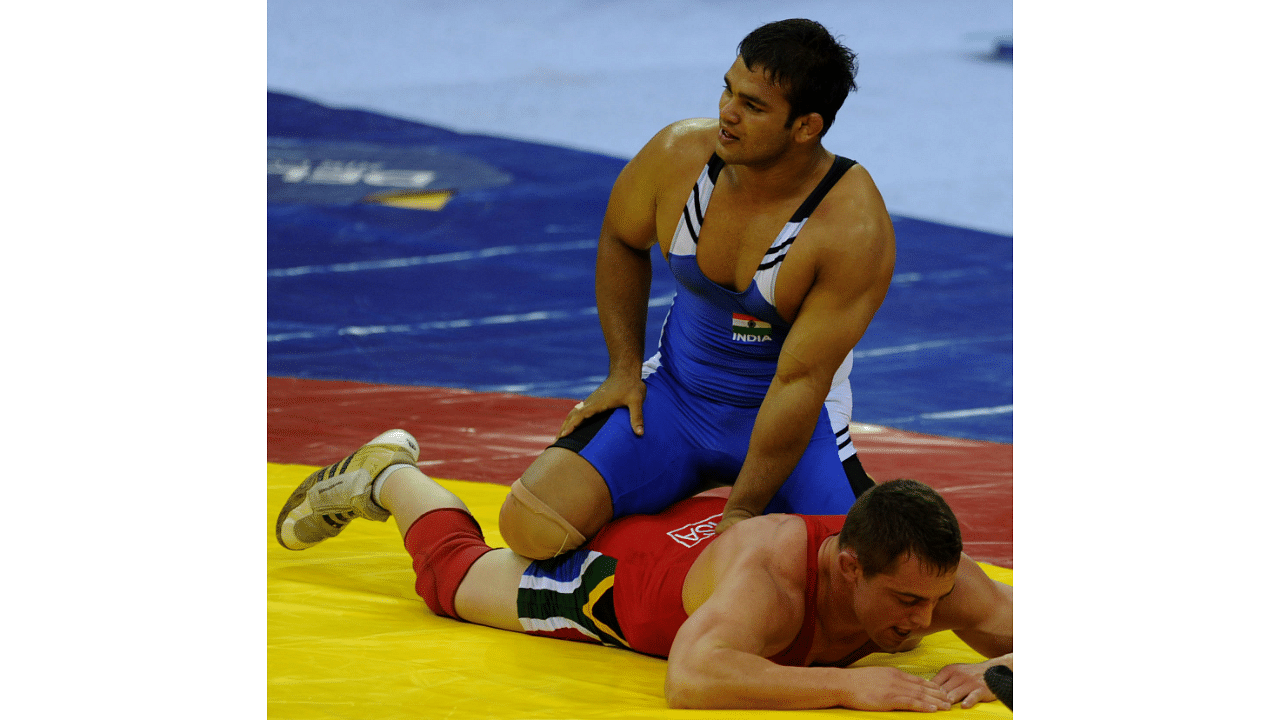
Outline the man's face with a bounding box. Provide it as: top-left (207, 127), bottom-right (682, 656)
top-left (851, 553), bottom-right (957, 652)
top-left (716, 56), bottom-right (796, 164)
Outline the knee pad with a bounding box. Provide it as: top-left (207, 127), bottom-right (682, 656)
top-left (403, 508), bottom-right (493, 619)
top-left (499, 479), bottom-right (587, 560)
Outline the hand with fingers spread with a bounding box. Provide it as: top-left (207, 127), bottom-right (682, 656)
top-left (931, 657), bottom-right (1009, 709)
top-left (557, 374), bottom-right (647, 439)
top-left (844, 666), bottom-right (952, 713)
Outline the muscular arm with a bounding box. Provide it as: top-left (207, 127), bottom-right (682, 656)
top-left (719, 193), bottom-right (895, 528)
top-left (595, 215), bottom-right (652, 381)
top-left (927, 556), bottom-right (1014, 708)
top-left (942, 556), bottom-right (1013, 659)
top-left (557, 127), bottom-right (671, 438)
top-left (559, 181), bottom-right (653, 437)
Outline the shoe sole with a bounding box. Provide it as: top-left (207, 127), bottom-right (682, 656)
top-left (275, 465), bottom-right (329, 550)
top-left (275, 429), bottom-right (420, 551)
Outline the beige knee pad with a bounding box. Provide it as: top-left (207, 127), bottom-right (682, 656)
top-left (499, 479), bottom-right (587, 560)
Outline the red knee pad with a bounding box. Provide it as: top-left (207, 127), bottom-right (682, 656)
top-left (403, 508), bottom-right (493, 619)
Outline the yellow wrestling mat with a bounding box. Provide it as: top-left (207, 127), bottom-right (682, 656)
top-left (268, 463), bottom-right (1013, 718)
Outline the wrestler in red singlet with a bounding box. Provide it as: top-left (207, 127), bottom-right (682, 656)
top-left (585, 495), bottom-right (846, 663)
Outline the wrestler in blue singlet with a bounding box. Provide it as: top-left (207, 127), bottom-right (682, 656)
top-left (556, 153), bottom-right (868, 518)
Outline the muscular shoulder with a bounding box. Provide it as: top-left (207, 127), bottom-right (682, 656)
top-left (806, 164), bottom-right (894, 255)
top-left (716, 514), bottom-right (812, 583)
top-left (772, 162), bottom-right (895, 324)
top-left (677, 514), bottom-right (821, 664)
top-left (632, 118), bottom-right (719, 178)
top-left (614, 119), bottom-right (722, 253)
top-left (648, 118), bottom-right (719, 158)
top-left (603, 118), bottom-right (719, 250)
top-left (932, 555), bottom-right (1012, 631)
top-left (787, 162), bottom-right (895, 298)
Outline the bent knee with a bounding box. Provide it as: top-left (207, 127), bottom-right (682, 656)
top-left (499, 479), bottom-right (589, 560)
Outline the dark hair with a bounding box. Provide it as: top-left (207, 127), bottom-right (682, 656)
top-left (737, 18), bottom-right (858, 136)
top-left (838, 479), bottom-right (963, 578)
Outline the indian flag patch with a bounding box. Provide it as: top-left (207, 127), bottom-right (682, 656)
top-left (731, 313), bottom-right (773, 342)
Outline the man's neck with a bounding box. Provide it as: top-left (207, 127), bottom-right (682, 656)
top-left (722, 144), bottom-right (833, 203)
top-left (815, 535), bottom-right (864, 638)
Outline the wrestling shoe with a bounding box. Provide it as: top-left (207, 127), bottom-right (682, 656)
top-left (275, 429), bottom-right (421, 550)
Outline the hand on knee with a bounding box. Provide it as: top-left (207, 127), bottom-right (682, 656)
top-left (499, 480), bottom-right (587, 560)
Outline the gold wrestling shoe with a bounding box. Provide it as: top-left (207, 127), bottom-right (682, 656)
top-left (275, 429), bottom-right (420, 550)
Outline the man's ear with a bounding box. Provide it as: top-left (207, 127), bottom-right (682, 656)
top-left (838, 549), bottom-right (861, 580)
top-left (791, 111), bottom-right (824, 143)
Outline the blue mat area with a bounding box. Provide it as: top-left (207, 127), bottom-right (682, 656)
top-left (267, 92), bottom-right (1011, 443)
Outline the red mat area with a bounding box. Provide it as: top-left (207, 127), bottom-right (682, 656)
top-left (268, 377), bottom-right (1011, 567)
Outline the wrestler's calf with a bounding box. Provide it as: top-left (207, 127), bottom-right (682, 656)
top-left (403, 508), bottom-right (493, 618)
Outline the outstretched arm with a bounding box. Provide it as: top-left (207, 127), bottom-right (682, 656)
top-left (928, 556), bottom-right (1014, 708)
top-left (944, 556), bottom-right (1013, 658)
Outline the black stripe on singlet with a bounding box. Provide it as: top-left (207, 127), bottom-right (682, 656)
top-left (680, 152), bottom-right (721, 242)
top-left (682, 205), bottom-right (699, 243)
top-left (692, 176), bottom-right (706, 227)
top-left (835, 426), bottom-right (852, 451)
top-left (761, 235), bottom-right (797, 260)
top-left (707, 153), bottom-right (726, 182)
top-left (756, 157), bottom-right (857, 272)
top-left (789, 156), bottom-right (857, 223)
top-left (756, 235), bottom-right (797, 271)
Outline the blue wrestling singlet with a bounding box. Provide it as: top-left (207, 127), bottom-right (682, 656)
top-left (558, 153), bottom-right (869, 518)
top-left (648, 153), bottom-right (859, 438)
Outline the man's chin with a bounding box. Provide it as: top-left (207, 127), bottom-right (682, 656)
top-left (877, 633), bottom-right (923, 653)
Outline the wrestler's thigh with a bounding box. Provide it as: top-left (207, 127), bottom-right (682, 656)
top-left (454, 549), bottom-right (533, 632)
top-left (575, 378), bottom-right (704, 516)
top-left (517, 447), bottom-right (615, 541)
